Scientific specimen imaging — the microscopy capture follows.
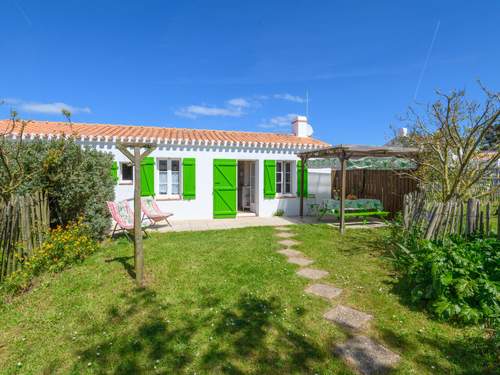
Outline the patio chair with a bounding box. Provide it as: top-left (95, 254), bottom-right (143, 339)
top-left (140, 196), bottom-right (174, 226)
top-left (107, 200), bottom-right (149, 240)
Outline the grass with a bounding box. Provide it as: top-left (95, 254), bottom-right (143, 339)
top-left (0, 225), bottom-right (496, 374)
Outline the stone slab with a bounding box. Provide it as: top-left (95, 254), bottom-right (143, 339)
top-left (324, 305), bottom-right (373, 330)
top-left (277, 249), bottom-right (304, 257)
top-left (305, 283), bottom-right (342, 300)
top-left (334, 335), bottom-right (400, 375)
top-left (275, 232), bottom-right (295, 239)
top-left (296, 268), bottom-right (329, 280)
top-left (287, 257), bottom-right (314, 266)
top-left (275, 226), bottom-right (292, 231)
top-left (278, 239), bottom-right (300, 247)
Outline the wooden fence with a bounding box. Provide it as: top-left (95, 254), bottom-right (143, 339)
top-left (403, 191), bottom-right (500, 240)
top-left (331, 169), bottom-right (418, 214)
top-left (0, 192), bottom-right (50, 282)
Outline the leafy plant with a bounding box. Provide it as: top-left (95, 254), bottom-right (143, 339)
top-left (3, 137), bottom-right (115, 239)
top-left (273, 209), bottom-right (285, 216)
top-left (391, 230), bottom-right (499, 325)
top-left (1, 219), bottom-right (98, 295)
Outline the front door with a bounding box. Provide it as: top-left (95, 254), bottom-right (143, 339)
top-left (213, 159), bottom-right (237, 218)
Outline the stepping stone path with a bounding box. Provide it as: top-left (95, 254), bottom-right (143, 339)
top-left (277, 249), bottom-right (303, 257)
top-left (278, 239), bottom-right (300, 247)
top-left (305, 283), bottom-right (342, 300)
top-left (334, 335), bottom-right (401, 375)
top-left (272, 225), bottom-right (400, 374)
top-left (287, 256), bottom-right (314, 266)
top-left (296, 268), bottom-right (329, 280)
top-left (323, 305), bottom-right (373, 330)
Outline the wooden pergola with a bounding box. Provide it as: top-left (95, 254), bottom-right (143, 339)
top-left (116, 141), bottom-right (156, 287)
top-left (297, 144), bottom-right (419, 234)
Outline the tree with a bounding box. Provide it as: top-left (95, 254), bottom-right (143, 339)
top-left (402, 84), bottom-right (499, 202)
top-left (0, 111), bottom-right (115, 239)
top-left (0, 111), bottom-right (33, 202)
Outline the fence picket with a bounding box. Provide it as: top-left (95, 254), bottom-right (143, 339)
top-left (403, 193), bottom-right (499, 241)
top-left (0, 192), bottom-right (49, 282)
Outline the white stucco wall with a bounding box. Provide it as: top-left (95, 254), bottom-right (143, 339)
top-left (82, 140), bottom-right (323, 220)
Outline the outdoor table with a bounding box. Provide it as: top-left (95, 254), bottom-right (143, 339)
top-left (317, 199), bottom-right (389, 220)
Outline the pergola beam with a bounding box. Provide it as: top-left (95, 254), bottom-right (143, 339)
top-left (298, 144), bottom-right (420, 160)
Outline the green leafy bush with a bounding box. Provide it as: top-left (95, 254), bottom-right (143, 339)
top-left (8, 138), bottom-right (115, 239)
top-left (2, 220), bottom-right (98, 295)
top-left (273, 209), bottom-right (285, 216)
top-left (394, 233), bottom-right (499, 325)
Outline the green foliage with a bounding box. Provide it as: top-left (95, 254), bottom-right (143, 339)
top-left (392, 229), bottom-right (500, 325)
top-left (273, 209), bottom-right (285, 216)
top-left (2, 220), bottom-right (98, 295)
top-left (6, 138), bottom-right (115, 239)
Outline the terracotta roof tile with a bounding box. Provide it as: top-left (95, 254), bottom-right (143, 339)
top-left (0, 119), bottom-right (329, 148)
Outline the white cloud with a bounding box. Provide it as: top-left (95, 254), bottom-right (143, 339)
top-left (273, 93), bottom-right (306, 103)
top-left (258, 113), bottom-right (298, 130)
top-left (174, 93), bottom-right (305, 121)
top-left (175, 96), bottom-right (252, 119)
top-left (227, 97), bottom-right (250, 108)
top-left (2, 98), bottom-right (91, 115)
top-left (175, 105), bottom-right (243, 119)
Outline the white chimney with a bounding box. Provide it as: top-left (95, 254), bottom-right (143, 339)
top-left (398, 127), bottom-right (408, 137)
top-left (292, 116), bottom-right (313, 137)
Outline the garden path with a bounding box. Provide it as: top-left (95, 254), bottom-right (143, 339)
top-left (274, 226), bottom-right (401, 375)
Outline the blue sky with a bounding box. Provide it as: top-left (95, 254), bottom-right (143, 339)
top-left (1, 1), bottom-right (499, 145)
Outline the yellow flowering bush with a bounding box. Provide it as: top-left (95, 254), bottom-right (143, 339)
top-left (2, 219), bottom-right (98, 294)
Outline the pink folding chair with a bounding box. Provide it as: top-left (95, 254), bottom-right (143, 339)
top-left (140, 197), bottom-right (173, 226)
top-left (107, 200), bottom-right (148, 239)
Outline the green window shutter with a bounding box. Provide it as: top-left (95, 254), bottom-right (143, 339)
top-left (111, 161), bottom-right (119, 184)
top-left (182, 158), bottom-right (196, 200)
top-left (264, 160), bottom-right (276, 199)
top-left (140, 157), bottom-right (155, 196)
top-left (297, 160), bottom-right (308, 197)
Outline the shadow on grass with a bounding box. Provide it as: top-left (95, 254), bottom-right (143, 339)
top-left (73, 288), bottom-right (328, 374)
top-left (105, 256), bottom-right (136, 279)
top-left (414, 330), bottom-right (499, 375)
top-left (382, 277), bottom-right (499, 374)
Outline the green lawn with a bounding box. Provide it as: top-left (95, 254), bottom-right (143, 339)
top-left (0, 225), bottom-right (495, 374)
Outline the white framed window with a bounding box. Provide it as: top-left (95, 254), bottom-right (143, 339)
top-left (276, 161), bottom-right (292, 194)
top-left (120, 162), bottom-right (133, 184)
top-left (158, 159), bottom-right (181, 197)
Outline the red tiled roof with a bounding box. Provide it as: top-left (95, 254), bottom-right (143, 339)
top-left (0, 119), bottom-right (329, 148)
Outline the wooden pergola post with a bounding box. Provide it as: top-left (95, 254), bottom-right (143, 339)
top-left (116, 142), bottom-right (156, 287)
top-left (339, 152), bottom-right (347, 234)
top-left (299, 156), bottom-right (306, 218)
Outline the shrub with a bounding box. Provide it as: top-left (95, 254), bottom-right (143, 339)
top-left (13, 138), bottom-right (115, 239)
top-left (2, 220), bottom-right (98, 295)
top-left (393, 233), bottom-right (499, 325)
top-left (273, 209), bottom-right (285, 216)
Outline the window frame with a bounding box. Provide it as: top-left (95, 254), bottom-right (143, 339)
top-left (119, 162), bottom-right (134, 184)
top-left (156, 158), bottom-right (182, 199)
top-left (276, 160), bottom-right (293, 196)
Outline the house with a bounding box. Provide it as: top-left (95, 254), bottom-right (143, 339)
top-left (2, 116), bottom-right (331, 220)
